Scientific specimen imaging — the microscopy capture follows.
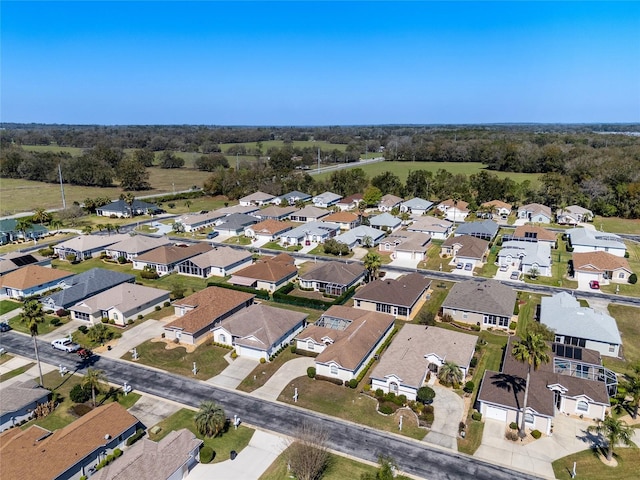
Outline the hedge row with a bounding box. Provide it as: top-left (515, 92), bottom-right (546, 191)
top-left (207, 282), bottom-right (270, 300)
top-left (315, 374), bottom-right (344, 386)
top-left (272, 284), bottom-right (358, 310)
top-left (151, 190), bottom-right (205, 203)
top-left (126, 428), bottom-right (146, 446)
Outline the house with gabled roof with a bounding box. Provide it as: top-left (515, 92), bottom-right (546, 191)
top-left (228, 254), bottom-right (297, 292)
top-left (53, 233), bottom-right (130, 261)
top-left (477, 336), bottom-right (612, 435)
top-left (480, 200), bottom-right (512, 219)
top-left (133, 243), bottom-right (211, 276)
top-left (441, 235), bottom-right (489, 268)
top-left (507, 225), bottom-right (557, 248)
top-left (369, 212), bottom-right (401, 232)
top-left (379, 231), bottom-right (431, 261)
top-left (213, 213), bottom-right (258, 236)
top-left (312, 191), bottom-right (342, 208)
top-left (212, 304), bottom-right (307, 360)
top-left (322, 211), bottom-right (360, 230)
top-left (42, 268), bottom-right (136, 311)
top-left (557, 205), bottom-right (593, 225)
top-left (334, 225), bottom-right (385, 249)
top-left (0, 251), bottom-right (51, 277)
top-left (96, 199), bottom-right (160, 218)
top-left (1, 265), bottom-right (73, 299)
top-left (69, 283), bottom-right (170, 326)
top-left (572, 251), bottom-right (633, 285)
top-left (498, 240), bottom-right (552, 277)
top-left (407, 216), bottom-right (453, 240)
top-left (566, 228), bottom-right (626, 257)
top-left (254, 205), bottom-right (297, 221)
top-left (280, 221), bottom-right (340, 246)
top-left (441, 279), bottom-right (516, 331)
top-left (336, 193), bottom-right (363, 211)
top-left (239, 191), bottom-right (276, 206)
top-left (454, 219), bottom-right (499, 241)
top-left (165, 286), bottom-right (255, 345)
top-left (295, 306), bottom-right (396, 382)
top-left (0, 218), bottom-right (48, 245)
top-left (289, 205), bottom-right (330, 223)
top-left (173, 211), bottom-right (226, 232)
top-left (244, 219), bottom-right (296, 242)
top-left (177, 246), bottom-right (253, 278)
top-left (353, 273), bottom-right (431, 320)
top-left (272, 191), bottom-right (312, 206)
top-left (299, 261), bottom-right (365, 295)
top-left (517, 203), bottom-right (552, 224)
top-left (436, 199), bottom-right (470, 222)
top-left (104, 235), bottom-right (172, 261)
top-left (370, 325), bottom-right (477, 401)
top-left (541, 292), bottom-right (622, 357)
top-left (0, 380), bottom-right (50, 432)
top-left (400, 197), bottom-right (434, 216)
top-left (215, 204), bottom-right (260, 216)
top-left (378, 194), bottom-right (403, 212)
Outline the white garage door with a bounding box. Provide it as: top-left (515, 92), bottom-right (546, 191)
top-left (485, 405), bottom-right (508, 422)
top-left (237, 345), bottom-right (266, 360)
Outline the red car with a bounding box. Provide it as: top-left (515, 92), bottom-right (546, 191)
top-left (589, 280), bottom-right (600, 290)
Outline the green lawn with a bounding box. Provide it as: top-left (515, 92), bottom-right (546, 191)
top-left (593, 216), bottom-right (640, 235)
top-left (237, 349), bottom-right (297, 393)
top-left (0, 354), bottom-right (14, 365)
top-left (457, 415), bottom-right (484, 455)
top-left (420, 243), bottom-right (455, 273)
top-left (0, 300), bottom-right (21, 315)
top-left (72, 324), bottom-right (123, 349)
top-left (516, 293), bottom-right (547, 338)
top-left (263, 241), bottom-right (301, 252)
top-left (121, 339), bottom-right (231, 379)
top-left (417, 280), bottom-right (454, 318)
top-left (223, 236), bottom-right (252, 246)
top-left (476, 245), bottom-right (499, 278)
top-left (552, 447), bottom-right (640, 480)
top-left (0, 362), bottom-right (35, 383)
top-left (9, 314), bottom-right (69, 336)
top-left (149, 408), bottom-right (255, 463)
top-left (604, 305), bottom-right (640, 376)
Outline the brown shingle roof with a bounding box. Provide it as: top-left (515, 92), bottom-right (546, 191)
top-left (250, 219), bottom-right (296, 235)
top-left (573, 252), bottom-right (631, 273)
top-left (322, 211), bottom-right (359, 223)
top-left (166, 286), bottom-right (254, 334)
top-left (439, 199), bottom-right (469, 211)
top-left (0, 265), bottom-right (73, 290)
top-left (481, 200), bottom-right (512, 210)
top-left (0, 403), bottom-right (139, 480)
top-left (231, 256), bottom-right (297, 282)
top-left (513, 225), bottom-right (557, 242)
top-left (353, 273), bottom-right (431, 308)
top-left (442, 235), bottom-right (489, 260)
top-left (135, 243), bottom-right (211, 265)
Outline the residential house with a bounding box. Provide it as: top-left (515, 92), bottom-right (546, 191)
top-left (407, 216), bottom-right (453, 240)
top-left (517, 203), bottom-right (552, 224)
top-left (436, 199), bottom-right (470, 223)
top-left (572, 251), bottom-right (633, 285)
top-left (556, 205), bottom-right (594, 225)
top-left (104, 235), bottom-right (172, 261)
top-left (379, 231), bottom-right (431, 261)
top-left (280, 222), bottom-right (340, 246)
top-left (253, 205), bottom-right (297, 221)
top-left (334, 225), bottom-right (385, 249)
top-left (229, 253), bottom-right (298, 292)
top-left (289, 205), bottom-right (330, 223)
top-left (96, 199), bottom-right (160, 218)
top-left (0, 403), bottom-right (140, 480)
top-left (0, 218), bottom-right (48, 245)
top-left (400, 197), bottom-right (433, 216)
top-left (272, 191), bottom-right (311, 206)
top-left (53, 233), bottom-right (129, 261)
top-left (336, 193), bottom-right (363, 211)
top-left (369, 212), bottom-right (402, 232)
top-left (173, 211), bottom-right (226, 232)
top-left (212, 304), bottom-right (307, 360)
top-left (213, 213), bottom-right (258, 236)
top-left (454, 220), bottom-right (499, 241)
top-left (321, 211), bottom-right (360, 230)
top-left (215, 204), bottom-right (260, 216)
top-left (441, 235), bottom-right (489, 269)
top-left (91, 429), bottom-right (203, 480)
top-left (566, 228), bottom-right (626, 257)
top-left (165, 287), bottom-right (255, 345)
top-left (441, 279), bottom-right (516, 331)
top-left (370, 326), bottom-right (477, 401)
top-left (0, 380), bottom-right (50, 432)
top-left (299, 261), bottom-right (365, 295)
top-left (42, 268), bottom-right (136, 311)
top-left (541, 292), bottom-right (622, 357)
top-left (244, 219), bottom-right (296, 242)
top-left (295, 306), bottom-right (395, 382)
top-left (239, 191), bottom-right (276, 206)
top-left (69, 283), bottom-right (170, 326)
top-left (177, 246), bottom-right (253, 278)
top-left (498, 240), bottom-right (552, 277)
top-left (377, 194), bottom-right (403, 212)
top-left (477, 336), bottom-right (613, 435)
top-left (480, 200), bottom-right (512, 220)
top-left (0, 251), bottom-right (50, 276)
top-left (1, 265), bottom-right (73, 299)
top-left (353, 273), bottom-right (431, 320)
top-left (312, 191), bottom-right (343, 208)
top-left (506, 225), bottom-right (557, 248)
top-left (133, 243), bottom-right (212, 276)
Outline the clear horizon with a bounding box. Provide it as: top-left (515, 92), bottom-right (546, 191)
top-left (2, 1), bottom-right (639, 125)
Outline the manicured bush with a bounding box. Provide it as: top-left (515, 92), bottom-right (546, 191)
top-left (50, 317), bottom-right (62, 326)
top-left (629, 273), bottom-right (637, 285)
top-left (505, 430), bottom-right (519, 441)
top-left (509, 322), bottom-right (517, 331)
top-left (290, 345), bottom-right (296, 354)
top-left (307, 367), bottom-right (316, 378)
top-left (66, 253), bottom-right (77, 263)
top-left (509, 421), bottom-right (518, 430)
top-left (230, 350), bottom-right (237, 359)
top-left (398, 394), bottom-right (407, 405)
top-left (70, 384), bottom-right (91, 403)
top-left (127, 319), bottom-right (134, 325)
top-left (471, 411), bottom-right (482, 421)
top-left (126, 428), bottom-right (146, 446)
top-left (78, 325), bottom-right (88, 334)
top-left (625, 251), bottom-right (630, 258)
top-left (259, 357), bottom-right (266, 364)
top-left (469, 357), bottom-right (478, 368)
top-left (117, 256), bottom-right (127, 264)
top-left (163, 301), bottom-right (171, 307)
top-left (463, 381), bottom-right (475, 394)
top-left (378, 404), bottom-right (393, 415)
top-left (315, 374), bottom-right (343, 386)
top-left (155, 305), bottom-right (161, 311)
top-left (531, 429), bottom-right (542, 439)
top-left (141, 269), bottom-right (159, 279)
top-left (113, 448), bottom-right (122, 457)
top-left (208, 282), bottom-right (270, 300)
top-left (375, 388), bottom-right (384, 398)
top-left (108, 319), bottom-right (116, 325)
top-left (348, 379), bottom-right (358, 389)
top-left (56, 309), bottom-right (69, 317)
top-left (199, 446), bottom-right (215, 464)
top-left (137, 314), bottom-right (144, 319)
top-left (417, 386), bottom-right (436, 404)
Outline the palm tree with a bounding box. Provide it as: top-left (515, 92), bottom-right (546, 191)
top-left (105, 223), bottom-right (115, 236)
top-left (512, 332), bottom-right (550, 438)
top-left (399, 211), bottom-right (411, 226)
top-left (82, 368), bottom-right (107, 407)
top-left (438, 361), bottom-right (463, 388)
top-left (82, 225), bottom-right (93, 235)
top-left (15, 217), bottom-right (32, 242)
top-left (123, 193), bottom-right (136, 218)
top-left (622, 365), bottom-right (640, 419)
top-left (587, 415), bottom-right (635, 461)
top-left (363, 252), bottom-right (382, 283)
top-left (20, 300), bottom-right (45, 385)
top-left (50, 219), bottom-right (63, 233)
top-left (96, 223), bottom-right (105, 233)
top-left (32, 208), bottom-right (52, 225)
top-left (194, 401), bottom-right (226, 438)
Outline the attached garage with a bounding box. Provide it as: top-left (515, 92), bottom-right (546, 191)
top-left (484, 404), bottom-right (508, 422)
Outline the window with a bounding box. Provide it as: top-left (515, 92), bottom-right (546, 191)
top-left (463, 313), bottom-right (468, 319)
top-left (619, 272), bottom-right (625, 279)
top-left (74, 311), bottom-right (90, 321)
top-left (355, 300), bottom-right (361, 307)
top-left (577, 401), bottom-right (589, 412)
top-left (609, 344), bottom-right (616, 353)
top-left (307, 340), bottom-right (314, 351)
top-left (330, 365), bottom-right (338, 375)
top-left (397, 307), bottom-right (408, 317)
top-left (376, 303), bottom-right (392, 314)
top-left (524, 413), bottom-right (534, 424)
top-left (390, 382), bottom-right (399, 394)
top-left (219, 334), bottom-right (226, 344)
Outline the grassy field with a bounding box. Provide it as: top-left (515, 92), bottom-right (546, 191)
top-left (149, 407), bottom-right (254, 463)
top-left (0, 300), bottom-right (21, 315)
top-left (516, 293), bottom-right (547, 337)
top-left (552, 447), bottom-right (640, 480)
top-left (9, 314), bottom-right (69, 336)
top-left (593, 216), bottom-right (640, 235)
top-left (0, 362), bottom-right (35, 383)
top-left (604, 304), bottom-right (640, 376)
top-left (236, 349), bottom-right (298, 393)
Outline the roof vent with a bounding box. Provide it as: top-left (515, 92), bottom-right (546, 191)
top-left (104, 434), bottom-right (111, 440)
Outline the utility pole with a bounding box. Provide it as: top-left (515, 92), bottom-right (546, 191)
top-left (317, 148), bottom-right (320, 173)
top-left (58, 163), bottom-right (66, 209)
top-left (236, 152), bottom-right (239, 171)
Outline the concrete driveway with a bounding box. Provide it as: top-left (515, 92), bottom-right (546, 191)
top-left (207, 356), bottom-right (259, 389)
top-left (100, 318), bottom-right (171, 359)
top-left (40, 319), bottom-right (83, 341)
top-left (389, 257), bottom-right (421, 269)
top-left (423, 385), bottom-right (464, 451)
top-left (128, 394), bottom-right (182, 430)
top-left (252, 357), bottom-right (314, 400)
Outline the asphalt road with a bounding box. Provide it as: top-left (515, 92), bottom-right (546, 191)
top-left (2, 332), bottom-right (538, 480)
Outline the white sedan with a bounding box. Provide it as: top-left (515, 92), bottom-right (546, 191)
top-left (51, 338), bottom-right (81, 352)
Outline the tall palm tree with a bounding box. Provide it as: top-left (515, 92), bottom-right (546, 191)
top-left (438, 361), bottom-right (463, 388)
top-left (194, 401), bottom-right (226, 438)
top-left (123, 193), bottom-right (136, 218)
top-left (512, 332), bottom-right (550, 438)
top-left (49, 219), bottom-right (63, 233)
top-left (363, 252), bottom-right (382, 283)
top-left (82, 225), bottom-right (93, 235)
top-left (20, 300), bottom-right (45, 385)
top-left (15, 217), bottom-right (32, 242)
top-left (32, 208), bottom-right (52, 225)
top-left (82, 368), bottom-right (107, 407)
top-left (105, 223), bottom-right (115, 236)
top-left (623, 365), bottom-right (640, 419)
top-left (587, 415), bottom-right (635, 461)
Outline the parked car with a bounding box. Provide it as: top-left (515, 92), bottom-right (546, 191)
top-left (589, 280), bottom-right (600, 290)
top-left (0, 322), bottom-right (11, 332)
top-left (464, 263), bottom-right (473, 271)
top-left (456, 263), bottom-right (463, 269)
top-left (499, 264), bottom-right (508, 272)
top-left (51, 338), bottom-right (81, 352)
top-left (510, 271), bottom-right (520, 280)
top-left (207, 231), bottom-right (219, 239)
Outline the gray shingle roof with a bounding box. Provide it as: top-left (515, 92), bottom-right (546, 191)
top-left (442, 279), bottom-right (516, 317)
top-left (354, 273), bottom-right (431, 307)
top-left (369, 212), bottom-right (401, 228)
top-left (0, 380), bottom-right (50, 415)
top-left (454, 219), bottom-right (499, 238)
top-left (43, 268), bottom-right (135, 309)
top-left (300, 261), bottom-right (365, 286)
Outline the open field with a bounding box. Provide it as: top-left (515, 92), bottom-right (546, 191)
top-left (552, 447), bottom-right (639, 480)
top-left (593, 216), bottom-right (640, 234)
top-left (604, 304), bottom-right (640, 376)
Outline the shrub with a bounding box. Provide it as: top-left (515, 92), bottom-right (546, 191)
top-left (469, 357), bottom-right (478, 368)
top-left (379, 404), bottom-right (393, 415)
top-left (141, 269), bottom-right (159, 279)
top-left (78, 325), bottom-right (88, 334)
top-left (513, 303), bottom-right (520, 315)
top-left (199, 446), bottom-right (215, 464)
top-left (463, 381), bottom-right (475, 394)
top-left (106, 454), bottom-right (114, 463)
top-left (66, 253), bottom-right (77, 263)
top-left (126, 428), bottom-right (146, 446)
top-left (629, 273), bottom-right (637, 285)
top-left (155, 305), bottom-right (161, 311)
top-left (531, 429), bottom-right (542, 439)
top-left (398, 394), bottom-right (407, 405)
top-left (418, 310), bottom-right (436, 326)
top-left (506, 430), bottom-right (519, 441)
top-left (348, 379), bottom-right (358, 389)
top-left (290, 345), bottom-right (296, 354)
top-left (625, 251), bottom-right (630, 258)
top-left (50, 317), bottom-right (62, 326)
top-left (113, 448), bottom-right (122, 457)
top-left (459, 421), bottom-right (466, 433)
top-left (163, 301), bottom-right (171, 307)
top-left (509, 321), bottom-right (517, 330)
top-left (509, 421), bottom-right (518, 430)
top-left (137, 314), bottom-right (144, 319)
top-left (375, 388), bottom-right (384, 398)
top-left (315, 374), bottom-right (343, 386)
top-left (70, 384), bottom-right (91, 403)
top-left (39, 247), bottom-right (55, 257)
top-left (472, 411), bottom-right (482, 421)
top-left (108, 319), bottom-right (115, 325)
top-left (56, 309), bottom-right (69, 317)
top-left (441, 313), bottom-right (453, 323)
top-left (117, 256), bottom-right (127, 264)
top-left (417, 386), bottom-right (436, 404)
top-left (471, 324), bottom-right (481, 332)
top-left (128, 319), bottom-right (134, 325)
top-left (307, 367), bottom-right (316, 378)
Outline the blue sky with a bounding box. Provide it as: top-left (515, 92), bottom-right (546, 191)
top-left (2, 1), bottom-right (639, 125)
